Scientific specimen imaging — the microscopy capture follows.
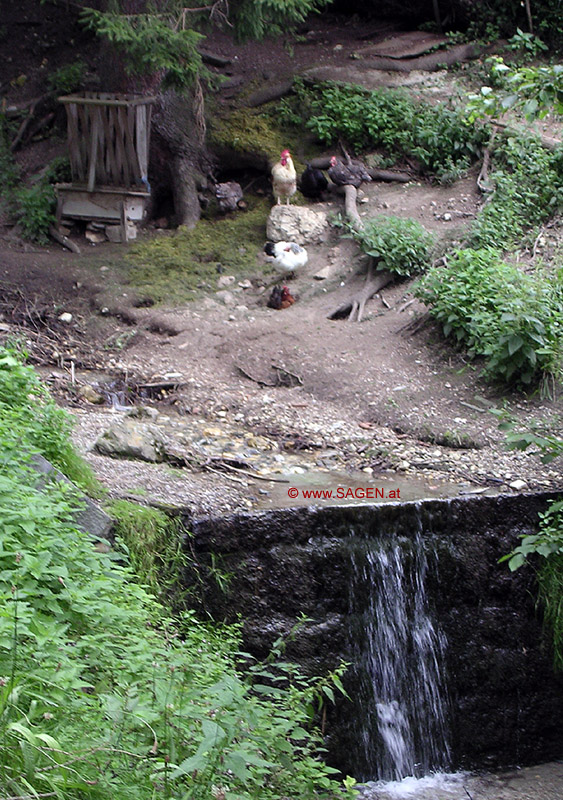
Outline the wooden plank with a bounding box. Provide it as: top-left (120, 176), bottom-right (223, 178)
top-left (97, 104), bottom-right (113, 185)
top-left (65, 102), bottom-right (82, 181)
top-left (123, 103), bottom-right (141, 185)
top-left (117, 106), bottom-right (132, 187)
top-left (59, 95), bottom-right (157, 108)
top-left (113, 107), bottom-right (128, 186)
top-left (136, 105), bottom-right (148, 177)
top-left (87, 106), bottom-right (100, 192)
top-left (77, 103), bottom-right (89, 181)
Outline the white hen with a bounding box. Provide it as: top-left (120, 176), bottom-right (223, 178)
top-left (264, 241), bottom-right (308, 276)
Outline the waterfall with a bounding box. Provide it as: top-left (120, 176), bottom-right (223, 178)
top-left (348, 533), bottom-right (451, 782)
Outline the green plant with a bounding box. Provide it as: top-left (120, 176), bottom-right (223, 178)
top-left (48, 60), bottom-right (87, 95)
top-left (0, 345), bottom-right (356, 800)
top-left (348, 216), bottom-right (434, 277)
top-left (493, 410), bottom-right (563, 462)
top-left (469, 132), bottom-right (563, 250)
top-left (0, 346), bottom-right (99, 492)
top-left (282, 80), bottom-right (487, 182)
top-left (13, 183), bottom-right (56, 244)
top-left (415, 248), bottom-right (563, 387)
top-left (507, 28), bottom-right (548, 60)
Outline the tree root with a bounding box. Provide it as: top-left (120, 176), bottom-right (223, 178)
top-left (328, 261), bottom-right (394, 322)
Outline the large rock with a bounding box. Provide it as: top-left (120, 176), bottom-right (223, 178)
top-left (266, 205), bottom-right (328, 245)
top-left (30, 454), bottom-right (112, 541)
top-left (95, 418), bottom-right (167, 462)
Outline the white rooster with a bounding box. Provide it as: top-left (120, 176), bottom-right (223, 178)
top-left (271, 149), bottom-right (297, 205)
top-left (264, 241), bottom-right (308, 278)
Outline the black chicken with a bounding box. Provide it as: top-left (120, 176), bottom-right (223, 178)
top-left (300, 163), bottom-right (328, 199)
top-left (328, 156), bottom-right (372, 188)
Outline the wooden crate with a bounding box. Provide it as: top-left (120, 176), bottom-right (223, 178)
top-left (58, 92), bottom-right (156, 192)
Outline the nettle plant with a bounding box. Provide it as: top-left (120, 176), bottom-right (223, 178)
top-left (0, 347), bottom-right (356, 800)
top-left (349, 216), bottom-right (434, 277)
top-left (415, 248), bottom-right (563, 388)
top-left (280, 80), bottom-right (486, 183)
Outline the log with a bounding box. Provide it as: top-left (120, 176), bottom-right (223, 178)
top-left (199, 50), bottom-right (232, 67)
top-left (49, 226), bottom-right (81, 254)
top-left (308, 157), bottom-right (410, 183)
top-left (246, 81), bottom-right (294, 107)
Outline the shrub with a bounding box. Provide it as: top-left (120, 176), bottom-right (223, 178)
top-left (469, 133), bottom-right (563, 250)
top-left (48, 60), bottom-right (87, 95)
top-left (13, 183), bottom-right (56, 243)
top-left (349, 216), bottom-right (434, 276)
top-left (280, 80), bottom-right (487, 182)
top-left (415, 248), bottom-right (563, 387)
top-left (0, 347), bottom-right (355, 800)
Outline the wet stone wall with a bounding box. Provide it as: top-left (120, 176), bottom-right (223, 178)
top-left (185, 493), bottom-right (563, 777)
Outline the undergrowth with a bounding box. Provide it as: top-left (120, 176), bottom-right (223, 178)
top-left (128, 198), bottom-right (270, 303)
top-left (0, 346), bottom-right (355, 800)
top-left (0, 120), bottom-right (70, 243)
top-left (468, 131), bottom-right (563, 250)
top-left (415, 248), bottom-right (563, 388)
top-left (347, 216), bottom-right (434, 277)
top-left (278, 79), bottom-right (488, 182)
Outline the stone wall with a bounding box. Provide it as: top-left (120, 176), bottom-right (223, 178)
top-left (186, 493), bottom-right (563, 776)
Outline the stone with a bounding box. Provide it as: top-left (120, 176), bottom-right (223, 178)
top-left (78, 384), bottom-right (105, 404)
top-left (105, 225), bottom-right (122, 243)
top-left (509, 479), bottom-right (528, 490)
top-left (217, 275), bottom-right (236, 288)
top-left (313, 265), bottom-right (333, 280)
top-left (215, 290), bottom-right (236, 306)
top-left (266, 205), bottom-right (328, 245)
top-left (58, 312), bottom-right (73, 323)
top-left (30, 454), bottom-right (112, 541)
top-left (95, 418), bottom-right (167, 462)
top-left (85, 230), bottom-right (106, 244)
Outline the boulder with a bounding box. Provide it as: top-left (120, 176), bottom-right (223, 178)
top-left (266, 205), bottom-right (328, 245)
top-left (95, 418), bottom-right (167, 462)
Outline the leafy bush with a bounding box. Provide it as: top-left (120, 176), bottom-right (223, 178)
top-left (0, 347), bottom-right (97, 491)
top-left (349, 216), bottom-right (434, 276)
top-left (48, 60), bottom-right (87, 95)
top-left (281, 80), bottom-right (487, 182)
top-left (415, 248), bottom-right (563, 387)
top-left (469, 133), bottom-right (563, 250)
top-left (0, 347), bottom-right (355, 800)
top-left (13, 183), bottom-right (56, 243)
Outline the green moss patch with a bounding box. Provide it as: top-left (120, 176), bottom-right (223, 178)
top-left (127, 198), bottom-right (270, 303)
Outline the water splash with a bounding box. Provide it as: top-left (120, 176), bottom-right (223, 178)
top-left (348, 532), bottom-right (450, 781)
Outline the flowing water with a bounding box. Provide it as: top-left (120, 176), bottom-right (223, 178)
top-left (348, 532), bottom-right (450, 782)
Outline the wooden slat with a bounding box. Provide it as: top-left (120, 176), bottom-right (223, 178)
top-left (87, 107), bottom-right (100, 192)
top-left (66, 102), bottom-right (82, 181)
top-left (59, 93), bottom-right (155, 192)
top-left (124, 105), bottom-right (139, 183)
top-left (59, 94), bottom-right (157, 108)
top-left (135, 105), bottom-right (148, 178)
top-left (115, 106), bottom-right (130, 187)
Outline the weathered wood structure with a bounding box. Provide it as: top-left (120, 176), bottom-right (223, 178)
top-left (56, 92), bottom-right (156, 242)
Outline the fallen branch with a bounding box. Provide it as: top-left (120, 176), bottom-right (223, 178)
top-left (309, 156), bottom-right (411, 183)
top-left (48, 227), bottom-right (81, 254)
top-left (328, 261), bottom-right (394, 322)
top-left (246, 81), bottom-right (294, 107)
